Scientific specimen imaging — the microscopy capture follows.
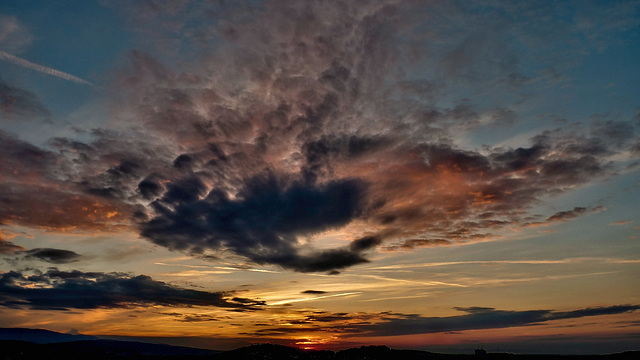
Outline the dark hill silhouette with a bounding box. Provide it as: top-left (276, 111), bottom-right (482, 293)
top-left (0, 327), bottom-right (98, 343)
top-left (216, 344), bottom-right (440, 360)
top-left (0, 339), bottom-right (217, 359)
top-left (1, 340), bottom-right (35, 359)
top-left (336, 345), bottom-right (439, 360)
top-left (0, 328), bottom-right (638, 360)
top-left (218, 343), bottom-right (308, 360)
top-left (217, 343), bottom-right (335, 360)
top-left (42, 339), bottom-right (217, 357)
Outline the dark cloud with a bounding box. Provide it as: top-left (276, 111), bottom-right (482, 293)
top-left (142, 173), bottom-right (370, 272)
top-left (521, 206), bottom-right (599, 228)
top-left (22, 248), bottom-right (82, 264)
top-left (2, 0), bottom-right (638, 273)
top-left (549, 305), bottom-right (640, 320)
top-left (173, 154), bottom-right (195, 170)
top-left (0, 130), bottom-right (58, 180)
top-left (0, 269), bottom-right (265, 311)
top-left (242, 305), bottom-right (640, 338)
top-left (0, 239), bottom-right (25, 255)
top-left (160, 176), bottom-right (207, 205)
top-left (138, 177), bottom-right (163, 199)
top-left (282, 249), bottom-right (369, 273)
top-left (179, 314), bottom-right (220, 322)
top-left (383, 238), bottom-right (451, 251)
top-left (302, 135), bottom-right (392, 183)
top-left (360, 305), bottom-right (640, 337)
top-left (48, 127), bottom-right (176, 205)
top-left (0, 76), bottom-right (49, 120)
top-left (546, 207), bottom-right (588, 222)
top-left (349, 236), bottom-right (382, 252)
top-left (302, 290), bottom-right (327, 295)
top-left (159, 312), bottom-right (222, 323)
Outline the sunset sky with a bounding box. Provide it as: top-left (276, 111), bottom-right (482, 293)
top-left (1, 0), bottom-right (639, 354)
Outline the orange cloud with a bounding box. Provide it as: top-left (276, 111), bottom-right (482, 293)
top-left (609, 221), bottom-right (632, 226)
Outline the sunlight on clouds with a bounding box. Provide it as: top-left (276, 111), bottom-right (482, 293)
top-left (214, 266), bottom-right (280, 273)
top-left (157, 270), bottom-right (232, 277)
top-left (1, 0), bottom-right (639, 353)
top-left (359, 274), bottom-right (468, 288)
top-left (269, 292), bottom-right (362, 306)
top-left (367, 257), bottom-right (640, 270)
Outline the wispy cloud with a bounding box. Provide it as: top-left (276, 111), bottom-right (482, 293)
top-left (269, 292), bottom-right (361, 306)
top-left (456, 271), bottom-right (619, 287)
top-left (0, 50), bottom-right (97, 87)
top-left (0, 75), bottom-right (50, 120)
top-left (359, 274), bottom-right (468, 288)
top-left (154, 262), bottom-right (211, 269)
top-left (610, 220), bottom-right (633, 226)
top-left (242, 304), bottom-right (640, 338)
top-left (214, 266), bottom-right (280, 274)
top-left (368, 257), bottom-right (640, 270)
top-left (360, 293), bottom-right (435, 302)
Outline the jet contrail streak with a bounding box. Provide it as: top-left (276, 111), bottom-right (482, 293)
top-left (268, 292), bottom-right (361, 306)
top-left (0, 50), bottom-right (97, 87)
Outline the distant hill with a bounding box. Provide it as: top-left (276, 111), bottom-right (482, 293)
top-left (336, 345), bottom-right (438, 359)
top-left (218, 344), bottom-right (439, 360)
top-left (0, 328), bottom-right (217, 359)
top-left (41, 339), bottom-right (216, 357)
top-left (0, 328), bottom-right (638, 360)
top-left (0, 327), bottom-right (98, 343)
top-left (217, 343), bottom-right (335, 360)
top-left (0, 339), bottom-right (217, 359)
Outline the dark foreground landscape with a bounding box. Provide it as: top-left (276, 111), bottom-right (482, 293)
top-left (1, 329), bottom-right (638, 360)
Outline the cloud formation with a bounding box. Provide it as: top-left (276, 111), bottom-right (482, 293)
top-left (0, 239), bottom-right (24, 255)
top-left (243, 304), bottom-right (640, 337)
top-left (141, 174), bottom-right (371, 272)
top-left (0, 130), bottom-right (139, 233)
top-left (0, 15), bottom-right (33, 54)
top-left (302, 290), bottom-right (327, 295)
top-left (0, 76), bottom-right (49, 120)
top-left (0, 269), bottom-right (265, 311)
top-left (1, 245), bottom-right (81, 264)
top-left (22, 248), bottom-right (82, 264)
top-left (1, 0), bottom-right (638, 273)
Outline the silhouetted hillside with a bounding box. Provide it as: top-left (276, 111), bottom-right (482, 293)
top-left (215, 344), bottom-right (438, 360)
top-left (336, 345), bottom-right (441, 360)
top-left (1, 340), bottom-right (34, 359)
top-left (43, 339), bottom-right (217, 357)
top-left (216, 343), bottom-right (322, 360)
top-left (0, 339), bottom-right (216, 360)
top-left (0, 328), bottom-right (98, 343)
top-left (0, 329), bottom-right (638, 360)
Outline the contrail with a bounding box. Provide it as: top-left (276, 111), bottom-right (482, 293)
top-left (268, 292), bottom-right (361, 306)
top-left (0, 50), bottom-right (97, 87)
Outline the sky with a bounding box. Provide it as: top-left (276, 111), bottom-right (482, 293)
top-left (0, 0), bottom-right (639, 355)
